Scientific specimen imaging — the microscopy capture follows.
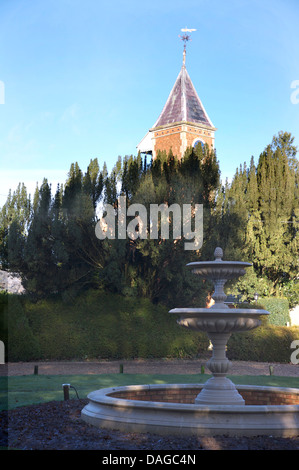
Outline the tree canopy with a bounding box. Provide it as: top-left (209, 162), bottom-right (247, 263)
top-left (0, 132), bottom-right (298, 307)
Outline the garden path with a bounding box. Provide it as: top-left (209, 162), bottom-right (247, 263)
top-left (1, 358), bottom-right (298, 377)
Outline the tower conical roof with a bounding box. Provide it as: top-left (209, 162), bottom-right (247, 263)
top-left (152, 64), bottom-right (214, 129)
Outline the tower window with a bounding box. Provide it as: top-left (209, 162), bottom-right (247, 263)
top-left (193, 139), bottom-right (205, 149)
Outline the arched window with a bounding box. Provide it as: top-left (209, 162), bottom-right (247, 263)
top-left (193, 139), bottom-right (205, 149)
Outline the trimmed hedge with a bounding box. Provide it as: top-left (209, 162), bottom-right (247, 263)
top-left (227, 325), bottom-right (299, 363)
top-left (6, 295), bottom-right (41, 361)
top-left (3, 291), bottom-right (299, 363)
top-left (5, 291), bottom-right (209, 362)
top-left (258, 297), bottom-right (290, 326)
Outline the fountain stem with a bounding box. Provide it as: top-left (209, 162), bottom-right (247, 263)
top-left (211, 279), bottom-right (227, 306)
top-left (195, 331), bottom-right (245, 405)
top-left (206, 333), bottom-right (232, 377)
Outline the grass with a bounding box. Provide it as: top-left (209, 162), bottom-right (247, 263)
top-left (1, 373), bottom-right (298, 411)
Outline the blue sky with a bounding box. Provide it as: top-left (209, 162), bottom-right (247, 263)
top-left (0, 0), bottom-right (298, 206)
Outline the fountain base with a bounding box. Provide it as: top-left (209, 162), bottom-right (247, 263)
top-left (195, 376), bottom-right (245, 405)
top-left (81, 384), bottom-right (299, 437)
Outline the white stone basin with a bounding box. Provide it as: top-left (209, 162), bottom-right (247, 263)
top-left (187, 260), bottom-right (252, 280)
top-left (81, 384), bottom-right (299, 437)
top-left (170, 308), bottom-right (269, 333)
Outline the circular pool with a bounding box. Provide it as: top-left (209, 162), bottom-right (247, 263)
top-left (81, 383), bottom-right (299, 437)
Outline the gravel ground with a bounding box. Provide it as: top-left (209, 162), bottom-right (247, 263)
top-left (1, 359), bottom-right (299, 451)
top-left (2, 358), bottom-right (299, 377)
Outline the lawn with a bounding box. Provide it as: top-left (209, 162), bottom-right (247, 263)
top-left (1, 373), bottom-right (299, 411)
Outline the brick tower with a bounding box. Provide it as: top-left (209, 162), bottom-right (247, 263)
top-left (137, 35), bottom-right (216, 159)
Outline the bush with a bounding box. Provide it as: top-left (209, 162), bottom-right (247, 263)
top-left (6, 296), bottom-right (41, 361)
top-left (8, 290), bottom-right (297, 363)
top-left (227, 325), bottom-right (299, 363)
top-left (7, 290), bottom-right (209, 361)
top-left (281, 279), bottom-right (299, 309)
top-left (258, 297), bottom-right (290, 326)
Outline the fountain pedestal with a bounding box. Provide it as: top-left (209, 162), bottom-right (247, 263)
top-left (170, 247), bottom-right (269, 406)
top-left (196, 332), bottom-right (244, 405)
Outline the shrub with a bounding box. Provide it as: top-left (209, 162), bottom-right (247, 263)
top-left (7, 290), bottom-right (209, 361)
top-left (6, 296), bottom-right (41, 361)
top-left (258, 297), bottom-right (290, 326)
top-left (9, 289), bottom-right (297, 363)
top-left (227, 325), bottom-right (299, 363)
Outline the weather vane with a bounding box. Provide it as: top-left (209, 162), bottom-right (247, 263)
top-left (179, 27), bottom-right (196, 66)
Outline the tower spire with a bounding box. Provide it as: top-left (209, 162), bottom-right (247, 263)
top-left (179, 27), bottom-right (196, 67)
top-left (137, 26), bottom-right (216, 159)
top-left (183, 45), bottom-right (186, 67)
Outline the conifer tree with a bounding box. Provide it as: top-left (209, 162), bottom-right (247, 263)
top-left (221, 132), bottom-right (298, 300)
top-left (83, 158), bottom-right (104, 210)
top-left (0, 183), bottom-right (31, 269)
top-left (253, 139), bottom-right (297, 284)
top-left (21, 179), bottom-right (56, 295)
top-left (247, 156), bottom-right (258, 212)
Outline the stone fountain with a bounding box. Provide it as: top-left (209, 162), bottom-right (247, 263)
top-left (170, 247), bottom-right (267, 406)
top-left (81, 248), bottom-right (299, 436)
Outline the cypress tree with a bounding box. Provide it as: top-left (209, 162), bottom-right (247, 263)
top-left (22, 179), bottom-right (56, 295)
top-left (247, 156), bottom-right (258, 212)
top-left (0, 183), bottom-right (31, 269)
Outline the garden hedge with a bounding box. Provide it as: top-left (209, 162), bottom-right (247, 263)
top-left (2, 291), bottom-right (298, 363)
top-left (3, 291), bottom-right (209, 362)
top-left (258, 297), bottom-right (290, 326)
top-left (227, 325), bottom-right (299, 363)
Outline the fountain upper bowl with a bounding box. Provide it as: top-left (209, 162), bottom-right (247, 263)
top-left (169, 307), bottom-right (268, 315)
top-left (170, 307), bottom-right (269, 333)
top-left (187, 260), bottom-right (252, 279)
